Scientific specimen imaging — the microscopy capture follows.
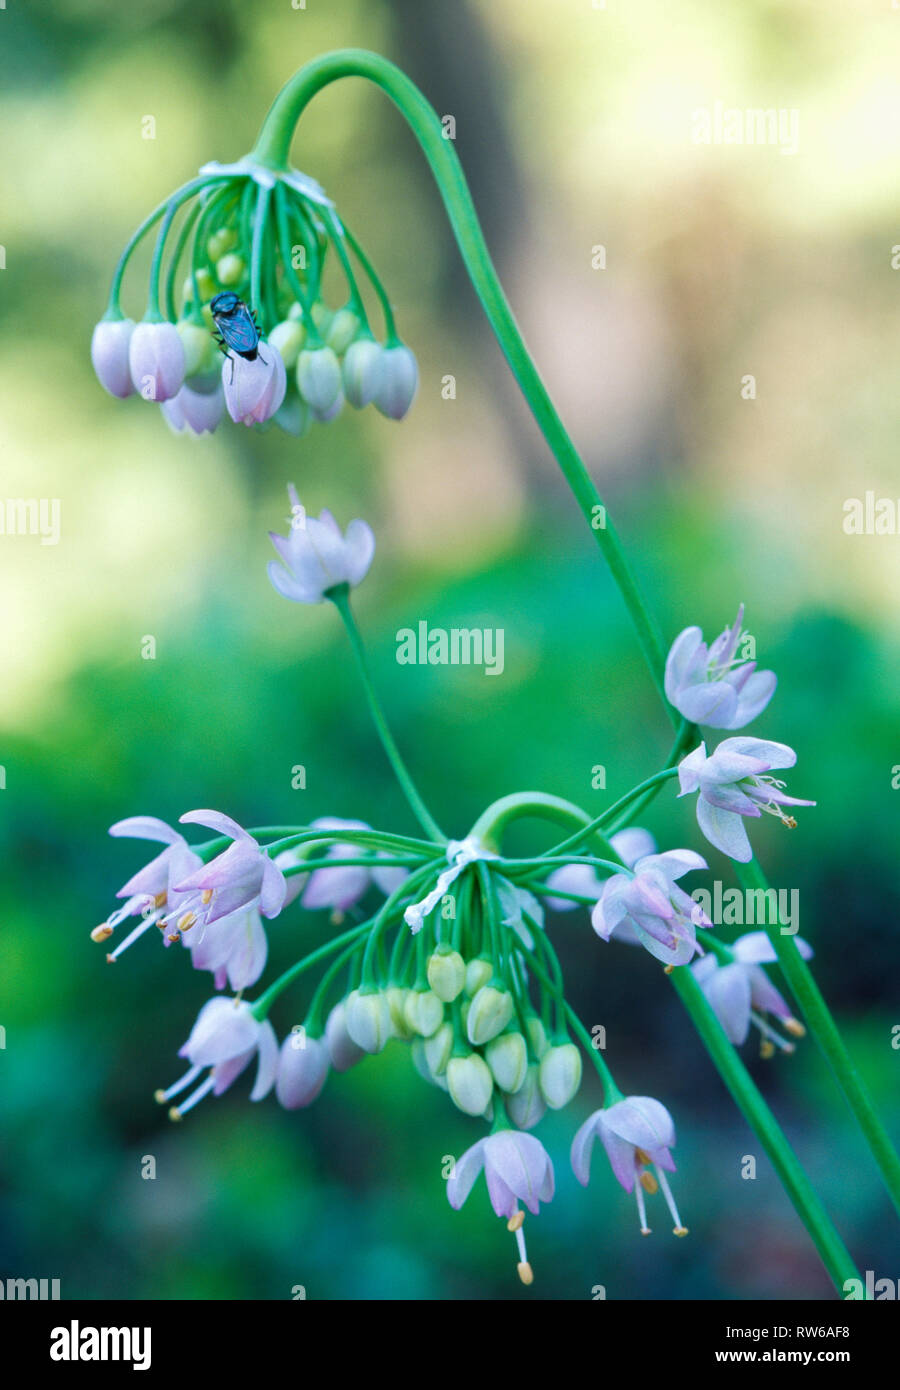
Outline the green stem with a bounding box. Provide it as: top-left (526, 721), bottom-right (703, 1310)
top-left (329, 585), bottom-right (446, 844)
top-left (670, 966), bottom-right (863, 1296)
top-left (469, 791), bottom-right (618, 861)
top-left (736, 856), bottom-right (900, 1221)
top-left (252, 918), bottom-right (373, 1018)
top-left (249, 49), bottom-right (672, 713)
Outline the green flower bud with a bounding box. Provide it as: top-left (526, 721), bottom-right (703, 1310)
top-left (184, 267), bottom-right (217, 305)
top-left (426, 948), bottom-right (466, 1003)
top-left (385, 986), bottom-right (414, 1041)
top-left (216, 253), bottom-right (245, 287)
top-left (507, 1063), bottom-right (547, 1130)
top-left (465, 957), bottom-right (493, 997)
top-left (207, 226), bottom-right (238, 262)
top-left (344, 988), bottom-right (392, 1054)
top-left (296, 346), bottom-right (342, 413)
top-left (446, 1053), bottom-right (494, 1116)
top-left (342, 338), bottom-right (383, 409)
top-left (525, 1014), bottom-right (549, 1060)
top-left (466, 985), bottom-right (514, 1046)
top-left (539, 1043), bottom-right (583, 1110)
top-left (177, 321), bottom-right (218, 379)
top-left (411, 1037), bottom-right (449, 1091)
top-left (268, 319), bottom-right (306, 369)
top-left (325, 307), bottom-right (361, 355)
top-left (403, 988), bottom-right (444, 1039)
top-left (485, 1030), bottom-right (528, 1094)
top-left (288, 301), bottom-right (306, 321)
top-left (273, 394), bottom-right (311, 438)
top-left (424, 1021), bottom-right (453, 1077)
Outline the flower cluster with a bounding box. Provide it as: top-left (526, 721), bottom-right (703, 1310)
top-left (91, 157), bottom-right (417, 437)
top-left (89, 490), bottom-right (818, 1285)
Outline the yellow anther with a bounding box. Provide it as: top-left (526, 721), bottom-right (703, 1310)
top-left (153, 1090), bottom-right (167, 1104)
top-left (782, 815), bottom-right (797, 829)
top-left (91, 924), bottom-right (114, 943)
top-left (635, 1147), bottom-right (652, 1165)
top-left (640, 1171), bottom-right (659, 1195)
top-left (200, 889), bottom-right (213, 905)
top-left (167, 931), bottom-right (181, 943)
top-left (760, 1039), bottom-right (775, 1060)
top-left (517, 1261), bottom-right (534, 1285)
top-left (663, 964), bottom-right (675, 975)
top-left (177, 912), bottom-right (197, 931)
top-left (168, 1106), bottom-right (183, 1123)
top-left (105, 954), bottom-right (116, 964)
top-left (640, 1227), bottom-right (652, 1237)
top-left (507, 1210), bottom-right (525, 1232)
top-left (153, 892), bottom-right (167, 908)
top-left (784, 1017), bottom-right (806, 1038)
top-left (673, 1226), bottom-right (689, 1238)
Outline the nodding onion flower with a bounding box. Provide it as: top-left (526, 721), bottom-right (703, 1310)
top-left (446, 1130), bottom-right (555, 1285)
top-left (571, 1096), bottom-right (688, 1238)
top-left (91, 155), bottom-right (417, 437)
top-left (155, 997), bottom-right (278, 1121)
top-left (665, 605), bottom-right (776, 730)
top-left (678, 738), bottom-right (815, 864)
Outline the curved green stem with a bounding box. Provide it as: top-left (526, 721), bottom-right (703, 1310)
top-left (736, 856), bottom-right (900, 1221)
top-left (252, 918), bottom-right (373, 1019)
top-left (670, 966), bottom-right (864, 1296)
top-left (469, 791), bottom-right (618, 862)
top-left (329, 585), bottom-right (446, 844)
top-left (249, 49), bottom-right (672, 712)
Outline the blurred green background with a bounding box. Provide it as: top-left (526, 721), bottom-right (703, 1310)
top-left (1, 0), bottom-right (899, 1300)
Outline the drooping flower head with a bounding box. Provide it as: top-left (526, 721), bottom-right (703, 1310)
top-left (92, 155), bottom-right (418, 437)
top-left (155, 996), bottom-right (278, 1120)
top-left (571, 1095), bottom-right (687, 1237)
top-left (665, 604), bottom-right (776, 730)
top-left (447, 1130), bottom-right (555, 1284)
top-left (267, 486), bottom-right (375, 604)
top-left (591, 849), bottom-right (711, 966)
top-left (678, 738), bottom-right (815, 863)
top-left (692, 931), bottom-right (811, 1055)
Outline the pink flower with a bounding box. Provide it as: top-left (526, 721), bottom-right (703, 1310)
top-left (171, 810), bottom-right (287, 925)
top-left (95, 816), bottom-right (203, 961)
top-left (373, 344), bottom-right (418, 419)
top-left (571, 1096), bottom-right (687, 1237)
top-left (267, 487), bottom-right (375, 604)
top-left (275, 1032), bottom-right (330, 1108)
top-left (91, 318), bottom-right (135, 398)
top-left (223, 348), bottom-right (286, 425)
top-left (156, 996), bottom-right (278, 1119)
top-left (161, 382), bottom-right (225, 435)
top-left (692, 931), bottom-right (811, 1051)
top-left (591, 849), bottom-right (710, 966)
top-left (447, 1129), bottom-right (554, 1284)
top-left (678, 737), bottom-right (815, 863)
top-left (665, 605), bottom-right (777, 729)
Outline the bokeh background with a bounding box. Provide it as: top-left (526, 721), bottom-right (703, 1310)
top-left (1, 0), bottom-right (899, 1301)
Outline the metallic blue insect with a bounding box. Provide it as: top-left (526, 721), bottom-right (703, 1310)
top-left (209, 292), bottom-right (267, 381)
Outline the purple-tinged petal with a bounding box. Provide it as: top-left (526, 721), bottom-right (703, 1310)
top-left (250, 1020), bottom-right (279, 1100)
top-left (342, 519), bottom-right (376, 586)
top-left (446, 1139), bottom-right (487, 1210)
top-left (664, 626), bottom-right (706, 702)
top-left (635, 849), bottom-right (708, 882)
top-left (609, 827), bottom-right (656, 868)
top-left (696, 798), bottom-right (753, 862)
top-left (570, 1112), bottom-right (601, 1186)
top-left (179, 809), bottom-right (255, 841)
top-left (675, 681), bottom-right (739, 728)
top-left (259, 856), bottom-right (287, 919)
top-left (698, 961), bottom-right (752, 1044)
top-left (109, 816), bottom-right (183, 845)
top-left (677, 743), bottom-right (707, 795)
top-left (715, 737), bottom-right (797, 770)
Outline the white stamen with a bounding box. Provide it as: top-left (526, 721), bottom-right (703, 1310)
top-left (634, 1179), bottom-right (651, 1235)
top-left (514, 1222), bottom-right (527, 1265)
top-left (750, 1010), bottom-right (795, 1052)
top-left (106, 911), bottom-right (163, 960)
top-left (157, 1064), bottom-right (203, 1103)
top-left (172, 1073), bottom-right (216, 1117)
top-left (655, 1166), bottom-right (688, 1235)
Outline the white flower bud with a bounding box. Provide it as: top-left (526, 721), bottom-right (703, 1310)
top-left (466, 985), bottom-right (514, 1046)
top-left (539, 1043), bottom-right (583, 1110)
top-left (345, 988), bottom-right (393, 1054)
top-left (485, 1031), bottom-right (528, 1094)
top-left (325, 307), bottom-right (360, 355)
top-left (464, 957), bottom-right (493, 997)
top-left (216, 253), bottom-right (245, 286)
top-left (296, 345), bottom-right (342, 413)
top-left (268, 319), bottom-right (306, 369)
top-left (506, 1063), bottom-right (547, 1130)
top-left (412, 1038), bottom-right (448, 1091)
top-left (310, 387), bottom-right (344, 424)
top-left (403, 988), bottom-right (444, 1039)
top-left (447, 1053), bottom-right (494, 1116)
top-left (385, 986), bottom-right (415, 1040)
top-left (525, 1014), bottom-right (549, 1060)
top-left (342, 338), bottom-right (384, 408)
top-left (424, 1021), bottom-right (453, 1077)
top-left (426, 948), bottom-right (466, 1003)
top-left (373, 343), bottom-right (418, 420)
